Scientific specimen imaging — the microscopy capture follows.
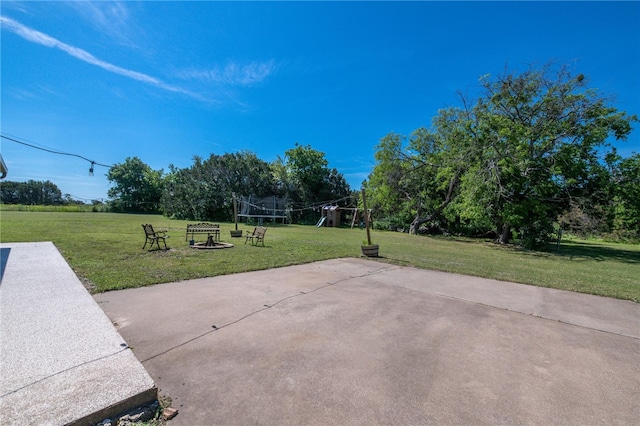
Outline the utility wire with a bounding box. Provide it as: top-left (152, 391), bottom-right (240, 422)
top-left (286, 196), bottom-right (353, 212)
top-left (2, 133), bottom-right (356, 209)
top-left (1, 133), bottom-right (113, 168)
top-left (240, 195), bottom-right (354, 214)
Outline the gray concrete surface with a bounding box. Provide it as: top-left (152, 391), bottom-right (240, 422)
top-left (0, 242), bottom-right (156, 426)
top-left (94, 258), bottom-right (640, 425)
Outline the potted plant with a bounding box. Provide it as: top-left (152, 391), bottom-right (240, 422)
top-left (361, 240), bottom-right (379, 257)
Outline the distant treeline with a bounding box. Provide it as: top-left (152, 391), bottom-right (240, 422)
top-left (0, 180), bottom-right (93, 206)
top-left (106, 144), bottom-right (353, 224)
top-left (0, 203), bottom-right (98, 213)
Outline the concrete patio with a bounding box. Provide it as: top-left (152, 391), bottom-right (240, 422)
top-left (95, 257), bottom-right (639, 425)
top-left (1, 241), bottom-right (638, 425)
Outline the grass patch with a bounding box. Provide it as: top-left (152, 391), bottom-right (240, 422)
top-left (0, 203), bottom-right (98, 212)
top-left (1, 211), bottom-right (638, 301)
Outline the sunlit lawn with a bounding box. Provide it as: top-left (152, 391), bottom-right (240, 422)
top-left (1, 211), bottom-right (638, 301)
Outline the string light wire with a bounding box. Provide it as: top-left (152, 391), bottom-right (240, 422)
top-left (2, 133), bottom-right (357, 210)
top-left (1, 133), bottom-right (112, 170)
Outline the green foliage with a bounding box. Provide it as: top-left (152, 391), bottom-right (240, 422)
top-left (603, 229), bottom-right (640, 243)
top-left (0, 180), bottom-right (64, 205)
top-left (284, 143), bottom-right (350, 202)
top-left (372, 214), bottom-right (412, 232)
top-left (367, 63), bottom-right (638, 248)
top-left (0, 203), bottom-right (98, 212)
top-left (107, 157), bottom-right (163, 213)
top-left (366, 120), bottom-right (468, 235)
top-left (162, 151), bottom-right (276, 221)
top-left (96, 144), bottom-right (351, 223)
top-left (558, 200), bottom-right (610, 239)
top-left (612, 153), bottom-right (640, 232)
top-left (280, 143), bottom-right (351, 222)
top-left (465, 65), bottom-right (637, 247)
top-left (270, 155), bottom-right (293, 195)
top-left (366, 133), bottom-right (412, 219)
top-left (284, 143), bottom-right (329, 201)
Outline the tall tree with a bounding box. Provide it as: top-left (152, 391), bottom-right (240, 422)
top-left (283, 143), bottom-right (350, 204)
top-left (107, 157), bottom-right (163, 213)
top-left (612, 153), bottom-right (640, 234)
top-left (466, 65), bottom-right (636, 246)
top-left (284, 143), bottom-right (330, 203)
top-left (367, 64), bottom-right (637, 247)
top-left (162, 151), bottom-right (276, 221)
top-left (280, 143), bottom-right (351, 222)
top-left (367, 106), bottom-right (478, 234)
top-left (270, 155), bottom-right (294, 196)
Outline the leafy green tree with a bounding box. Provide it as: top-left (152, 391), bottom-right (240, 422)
top-left (0, 180), bottom-right (64, 205)
top-left (270, 155), bottom-right (294, 196)
top-left (284, 143), bottom-right (350, 201)
top-left (367, 107), bottom-right (478, 234)
top-left (280, 143), bottom-right (351, 221)
top-left (366, 132), bottom-right (442, 232)
top-left (612, 153), bottom-right (640, 234)
top-left (323, 167), bottom-right (351, 204)
top-left (284, 143), bottom-right (330, 203)
top-left (466, 65), bottom-right (636, 246)
top-left (162, 151), bottom-right (276, 221)
top-left (367, 64), bottom-right (637, 248)
top-left (107, 157), bottom-right (163, 213)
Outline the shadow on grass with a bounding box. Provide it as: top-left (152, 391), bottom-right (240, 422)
top-left (535, 241), bottom-right (640, 264)
top-left (434, 235), bottom-right (640, 265)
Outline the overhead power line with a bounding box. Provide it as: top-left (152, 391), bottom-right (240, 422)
top-left (1, 134), bottom-right (113, 174)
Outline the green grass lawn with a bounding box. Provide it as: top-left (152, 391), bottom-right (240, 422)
top-left (1, 211), bottom-right (638, 301)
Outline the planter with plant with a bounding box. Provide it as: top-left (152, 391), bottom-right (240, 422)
top-left (361, 241), bottom-right (379, 257)
top-left (360, 189), bottom-right (379, 257)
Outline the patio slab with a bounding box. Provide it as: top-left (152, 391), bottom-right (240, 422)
top-left (94, 258), bottom-right (640, 425)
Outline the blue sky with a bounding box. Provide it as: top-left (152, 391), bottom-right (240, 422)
top-left (1, 1), bottom-right (639, 202)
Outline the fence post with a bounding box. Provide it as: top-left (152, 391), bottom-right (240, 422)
top-left (361, 189), bottom-right (372, 245)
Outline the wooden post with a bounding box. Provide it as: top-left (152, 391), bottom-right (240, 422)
top-left (350, 208), bottom-right (358, 229)
top-left (233, 196), bottom-right (238, 230)
top-left (361, 189), bottom-right (371, 245)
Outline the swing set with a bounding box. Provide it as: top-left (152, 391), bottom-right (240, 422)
top-left (316, 205), bottom-right (373, 229)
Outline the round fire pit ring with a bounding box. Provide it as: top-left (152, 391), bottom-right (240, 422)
top-left (191, 242), bottom-right (234, 249)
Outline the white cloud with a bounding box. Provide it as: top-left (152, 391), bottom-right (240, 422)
top-left (69, 0), bottom-right (130, 29)
top-left (8, 88), bottom-right (37, 101)
top-left (1, 16), bottom-right (207, 101)
top-left (65, 0), bottom-right (138, 48)
top-left (180, 60), bottom-right (277, 86)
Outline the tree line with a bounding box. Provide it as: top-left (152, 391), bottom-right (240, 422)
top-left (365, 64), bottom-right (639, 246)
top-left (0, 180), bottom-right (71, 205)
top-left (106, 143), bottom-right (352, 223)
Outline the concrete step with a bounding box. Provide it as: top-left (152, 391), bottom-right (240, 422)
top-left (0, 242), bottom-right (156, 426)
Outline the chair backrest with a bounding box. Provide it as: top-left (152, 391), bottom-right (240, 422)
top-left (142, 224), bottom-right (155, 236)
top-left (188, 222), bottom-right (219, 231)
top-left (255, 226), bottom-right (267, 238)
